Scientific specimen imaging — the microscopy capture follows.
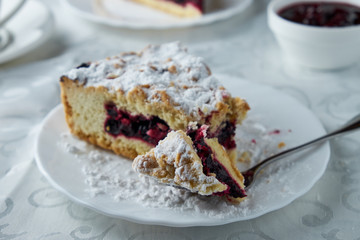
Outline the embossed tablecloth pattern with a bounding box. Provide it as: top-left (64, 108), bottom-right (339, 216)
top-left (1, 0), bottom-right (360, 239)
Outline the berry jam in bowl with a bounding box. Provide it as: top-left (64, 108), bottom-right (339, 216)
top-left (268, 0), bottom-right (360, 70)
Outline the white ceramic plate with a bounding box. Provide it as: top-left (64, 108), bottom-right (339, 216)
top-left (0, 0), bottom-right (54, 64)
top-left (62, 0), bottom-right (253, 29)
top-left (35, 77), bottom-right (330, 227)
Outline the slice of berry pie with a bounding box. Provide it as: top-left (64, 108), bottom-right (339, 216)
top-left (60, 42), bottom-right (249, 160)
top-left (133, 130), bottom-right (247, 201)
top-left (130, 0), bottom-right (205, 18)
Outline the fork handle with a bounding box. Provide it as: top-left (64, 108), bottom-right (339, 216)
top-left (243, 113), bottom-right (360, 188)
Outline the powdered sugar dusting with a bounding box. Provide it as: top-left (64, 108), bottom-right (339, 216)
top-left (58, 117), bottom-right (292, 218)
top-left (63, 42), bottom-right (226, 117)
top-left (153, 131), bottom-right (191, 165)
top-left (235, 117), bottom-right (289, 172)
top-left (133, 131), bottom-right (225, 195)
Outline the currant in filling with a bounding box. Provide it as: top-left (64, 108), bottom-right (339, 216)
top-left (190, 126), bottom-right (247, 198)
top-left (209, 121), bottom-right (237, 149)
top-left (187, 121), bottom-right (237, 150)
top-left (104, 102), bottom-right (237, 151)
top-left (104, 103), bottom-right (170, 145)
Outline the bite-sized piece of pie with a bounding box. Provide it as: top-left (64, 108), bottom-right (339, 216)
top-left (133, 130), bottom-right (247, 201)
top-left (130, 0), bottom-right (204, 18)
top-left (60, 42), bottom-right (249, 160)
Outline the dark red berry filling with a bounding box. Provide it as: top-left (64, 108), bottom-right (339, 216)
top-left (190, 126), bottom-right (246, 198)
top-left (167, 0), bottom-right (203, 10)
top-left (278, 2), bottom-right (360, 27)
top-left (104, 103), bottom-right (237, 151)
top-left (104, 103), bottom-right (244, 197)
top-left (104, 103), bottom-right (170, 146)
top-left (210, 121), bottom-right (237, 149)
top-left (187, 121), bottom-right (237, 150)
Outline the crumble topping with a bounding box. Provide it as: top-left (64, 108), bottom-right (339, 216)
top-left (63, 42), bottom-right (227, 117)
top-left (133, 131), bottom-right (226, 195)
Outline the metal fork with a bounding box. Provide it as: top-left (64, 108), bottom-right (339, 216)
top-left (242, 113), bottom-right (360, 190)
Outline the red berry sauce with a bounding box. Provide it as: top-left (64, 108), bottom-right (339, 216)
top-left (278, 2), bottom-right (360, 27)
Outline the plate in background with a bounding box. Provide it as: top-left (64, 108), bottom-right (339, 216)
top-left (0, 0), bottom-right (54, 64)
top-left (62, 0), bottom-right (253, 29)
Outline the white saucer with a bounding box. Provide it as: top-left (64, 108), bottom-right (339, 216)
top-left (0, 0), bottom-right (54, 64)
top-left (62, 0), bottom-right (253, 29)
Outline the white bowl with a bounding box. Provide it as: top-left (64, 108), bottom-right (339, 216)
top-left (268, 0), bottom-right (360, 70)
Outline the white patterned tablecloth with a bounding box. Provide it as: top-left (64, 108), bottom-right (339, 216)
top-left (0, 0), bottom-right (360, 239)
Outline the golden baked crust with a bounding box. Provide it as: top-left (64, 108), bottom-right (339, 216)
top-left (60, 77), bottom-right (154, 159)
top-left (204, 138), bottom-right (246, 203)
